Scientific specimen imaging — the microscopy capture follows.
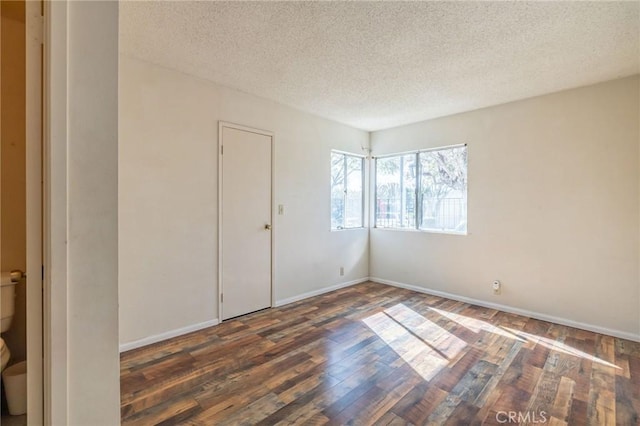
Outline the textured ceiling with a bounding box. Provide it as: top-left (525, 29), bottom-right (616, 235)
top-left (120, 1), bottom-right (640, 131)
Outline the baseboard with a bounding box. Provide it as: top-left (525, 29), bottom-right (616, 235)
top-left (370, 277), bottom-right (640, 342)
top-left (275, 277), bottom-right (369, 307)
top-left (119, 279), bottom-right (369, 352)
top-left (119, 318), bottom-right (220, 353)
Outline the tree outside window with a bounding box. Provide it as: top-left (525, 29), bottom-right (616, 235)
top-left (375, 145), bottom-right (467, 233)
top-left (331, 151), bottom-right (364, 230)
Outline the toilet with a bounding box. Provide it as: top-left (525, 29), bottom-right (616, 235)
top-left (1, 271), bottom-right (19, 372)
top-left (1, 271), bottom-right (28, 416)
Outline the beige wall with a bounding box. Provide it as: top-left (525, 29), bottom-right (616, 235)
top-left (119, 57), bottom-right (639, 345)
top-left (370, 76), bottom-right (640, 340)
top-left (1, 0), bottom-right (27, 362)
top-left (118, 55), bottom-right (370, 347)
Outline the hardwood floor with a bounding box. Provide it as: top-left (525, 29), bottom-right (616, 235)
top-left (120, 282), bottom-right (640, 425)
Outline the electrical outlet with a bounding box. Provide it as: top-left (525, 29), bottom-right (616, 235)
top-left (493, 280), bottom-right (501, 295)
top-left (340, 267), bottom-right (344, 276)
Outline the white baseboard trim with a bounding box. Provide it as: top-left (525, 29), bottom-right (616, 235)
top-left (119, 318), bottom-right (220, 353)
top-left (370, 277), bottom-right (640, 343)
top-left (275, 277), bottom-right (369, 307)
top-left (119, 279), bottom-right (369, 352)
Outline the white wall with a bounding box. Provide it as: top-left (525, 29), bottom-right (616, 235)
top-left (119, 56), bottom-right (369, 347)
top-left (370, 76), bottom-right (640, 340)
top-left (48, 1), bottom-right (120, 424)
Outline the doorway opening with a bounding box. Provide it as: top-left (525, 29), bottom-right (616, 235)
top-left (1, 1), bottom-right (44, 424)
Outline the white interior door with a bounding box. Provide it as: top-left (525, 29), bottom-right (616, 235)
top-left (219, 123), bottom-right (272, 320)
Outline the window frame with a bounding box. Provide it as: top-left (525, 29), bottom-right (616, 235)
top-left (373, 144), bottom-right (467, 235)
top-left (331, 150), bottom-right (365, 231)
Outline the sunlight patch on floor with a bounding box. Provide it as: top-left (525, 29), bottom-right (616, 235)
top-left (363, 304), bottom-right (466, 381)
top-left (425, 306), bottom-right (618, 370)
top-left (365, 302), bottom-right (620, 379)
top-left (502, 327), bottom-right (620, 369)
top-left (429, 307), bottom-right (526, 342)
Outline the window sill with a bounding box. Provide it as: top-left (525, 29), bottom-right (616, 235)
top-left (331, 227), bottom-right (366, 232)
top-left (372, 227), bottom-right (467, 236)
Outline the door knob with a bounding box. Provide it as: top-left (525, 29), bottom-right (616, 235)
top-left (265, 224), bottom-right (272, 230)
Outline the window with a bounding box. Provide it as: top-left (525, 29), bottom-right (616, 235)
top-left (331, 151), bottom-right (364, 229)
top-left (375, 145), bottom-right (467, 233)
top-left (375, 154), bottom-right (416, 229)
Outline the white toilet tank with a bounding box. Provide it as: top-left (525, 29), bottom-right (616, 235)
top-left (1, 272), bottom-right (18, 333)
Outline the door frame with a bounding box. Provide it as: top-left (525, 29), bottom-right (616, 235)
top-left (217, 121), bottom-right (275, 321)
top-left (25, 1), bottom-right (44, 423)
top-left (43, 1), bottom-right (67, 423)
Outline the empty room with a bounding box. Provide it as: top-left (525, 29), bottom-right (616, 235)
top-left (5, 0), bottom-right (639, 425)
top-left (115, 2), bottom-right (639, 424)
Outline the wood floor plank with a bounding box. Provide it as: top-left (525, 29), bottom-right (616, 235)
top-left (615, 374), bottom-right (639, 425)
top-left (587, 335), bottom-right (618, 424)
top-left (394, 382), bottom-right (448, 425)
top-left (488, 384), bottom-right (531, 417)
top-left (124, 397), bottom-right (201, 426)
top-left (120, 281), bottom-right (640, 425)
top-left (550, 376), bottom-right (575, 422)
top-left (474, 340), bottom-right (523, 407)
top-left (567, 398), bottom-right (589, 425)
